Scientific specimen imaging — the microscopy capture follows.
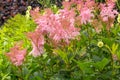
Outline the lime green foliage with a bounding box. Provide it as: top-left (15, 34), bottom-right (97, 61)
top-left (0, 54), bottom-right (10, 80)
top-left (0, 14), bottom-right (36, 79)
top-left (0, 14), bottom-right (36, 53)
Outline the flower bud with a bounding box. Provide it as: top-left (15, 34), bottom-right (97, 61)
top-left (26, 6), bottom-right (32, 20)
top-left (97, 41), bottom-right (104, 48)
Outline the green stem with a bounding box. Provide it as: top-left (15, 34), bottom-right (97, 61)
top-left (86, 25), bottom-right (91, 46)
top-left (18, 66), bottom-right (23, 80)
top-left (111, 55), bottom-right (115, 79)
top-left (86, 24), bottom-right (92, 59)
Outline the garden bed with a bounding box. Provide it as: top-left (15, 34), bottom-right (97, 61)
top-left (0, 0), bottom-right (120, 80)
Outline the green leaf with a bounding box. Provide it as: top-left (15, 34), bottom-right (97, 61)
top-left (74, 60), bottom-right (94, 74)
top-left (53, 49), bottom-right (68, 64)
top-left (116, 50), bottom-right (120, 60)
top-left (94, 58), bottom-right (110, 71)
top-left (1, 73), bottom-right (10, 80)
top-left (112, 43), bottom-right (119, 54)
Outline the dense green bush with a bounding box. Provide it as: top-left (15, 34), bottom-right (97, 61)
top-left (0, 13), bottom-right (36, 52)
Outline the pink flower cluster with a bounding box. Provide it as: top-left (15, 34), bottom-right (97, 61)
top-left (100, 1), bottom-right (118, 22)
top-left (72, 0), bottom-right (95, 24)
top-left (27, 31), bottom-right (44, 57)
top-left (5, 0), bottom-right (119, 65)
top-left (29, 7), bottom-right (80, 57)
top-left (72, 0), bottom-right (96, 9)
top-left (6, 43), bottom-right (27, 66)
top-left (99, 0), bottom-right (118, 30)
top-left (28, 0), bottom-right (118, 57)
top-left (79, 7), bottom-right (94, 24)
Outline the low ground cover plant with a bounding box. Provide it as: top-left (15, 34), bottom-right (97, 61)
top-left (0, 0), bottom-right (120, 80)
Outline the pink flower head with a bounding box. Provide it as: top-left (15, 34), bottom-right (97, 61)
top-left (84, 0), bottom-right (96, 9)
top-left (79, 7), bottom-right (94, 24)
top-left (62, 1), bottom-right (72, 10)
top-left (51, 17), bottom-right (79, 44)
top-left (30, 7), bottom-right (41, 20)
top-left (30, 5), bottom-right (80, 46)
top-left (100, 2), bottom-right (118, 22)
top-left (32, 7), bottom-right (80, 45)
top-left (70, 0), bottom-right (84, 10)
top-left (106, 0), bottom-right (116, 6)
top-left (71, 0), bottom-right (83, 4)
top-left (27, 31), bottom-right (44, 57)
top-left (71, 0), bottom-right (96, 10)
top-left (6, 43), bottom-right (27, 66)
top-left (48, 8), bottom-right (80, 44)
top-left (100, 1), bottom-right (118, 30)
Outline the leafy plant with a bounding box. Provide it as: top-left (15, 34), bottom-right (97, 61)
top-left (0, 0), bottom-right (120, 80)
top-left (0, 14), bottom-right (36, 53)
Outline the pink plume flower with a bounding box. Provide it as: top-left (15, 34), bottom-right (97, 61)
top-left (30, 6), bottom-right (80, 43)
top-left (52, 8), bottom-right (79, 43)
top-left (71, 0), bottom-right (96, 10)
top-left (84, 0), bottom-right (96, 9)
top-left (30, 7), bottom-right (41, 20)
top-left (27, 31), bottom-right (44, 57)
top-left (71, 0), bottom-right (83, 4)
top-left (62, 1), bottom-right (72, 10)
top-left (79, 7), bottom-right (94, 24)
top-left (6, 43), bottom-right (27, 66)
top-left (100, 1), bottom-right (118, 22)
top-left (100, 1), bottom-right (118, 30)
top-left (33, 8), bottom-right (80, 44)
top-left (35, 9), bottom-right (56, 34)
top-left (106, 0), bottom-right (116, 6)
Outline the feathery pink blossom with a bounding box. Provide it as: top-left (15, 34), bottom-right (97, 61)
top-left (62, 1), bottom-right (72, 10)
top-left (84, 0), bottom-right (96, 9)
top-left (30, 7), bottom-right (41, 20)
top-left (6, 43), bottom-right (27, 66)
top-left (71, 0), bottom-right (83, 4)
top-left (35, 9), bottom-right (56, 34)
top-left (32, 8), bottom-right (80, 44)
top-left (79, 7), bottom-right (94, 24)
top-left (100, 2), bottom-right (118, 22)
top-left (100, 1), bottom-right (118, 30)
top-left (71, 0), bottom-right (96, 10)
top-left (27, 31), bottom-right (44, 57)
top-left (53, 8), bottom-right (79, 43)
